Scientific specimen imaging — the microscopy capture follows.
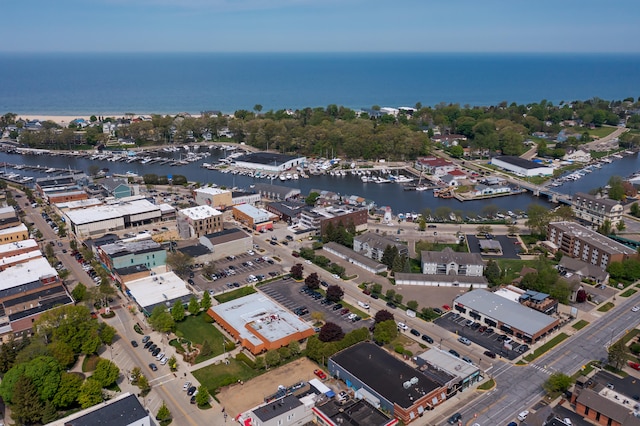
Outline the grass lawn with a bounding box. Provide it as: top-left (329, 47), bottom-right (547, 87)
top-left (496, 258), bottom-right (538, 282)
top-left (597, 302), bottom-right (615, 312)
top-left (214, 286), bottom-right (257, 304)
top-left (82, 354), bottom-right (100, 372)
top-left (572, 320), bottom-right (589, 330)
top-left (192, 357), bottom-right (258, 394)
top-left (175, 314), bottom-right (225, 359)
top-left (586, 126), bottom-right (617, 138)
top-left (523, 333), bottom-right (569, 362)
top-left (477, 379), bottom-right (495, 390)
top-left (620, 288), bottom-right (637, 297)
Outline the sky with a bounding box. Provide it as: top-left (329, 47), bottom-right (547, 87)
top-left (3, 0), bottom-right (640, 53)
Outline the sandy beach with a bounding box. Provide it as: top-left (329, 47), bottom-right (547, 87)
top-left (14, 113), bottom-right (206, 127)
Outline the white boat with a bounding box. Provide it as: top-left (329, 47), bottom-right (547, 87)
top-left (376, 177), bottom-right (391, 183)
top-left (449, 212), bottom-right (457, 221)
top-left (21, 176), bottom-right (34, 182)
top-left (292, 173), bottom-right (299, 180)
top-left (395, 175), bottom-right (414, 183)
top-left (612, 154), bottom-right (623, 159)
top-left (279, 174), bottom-right (287, 181)
top-left (361, 176), bottom-right (370, 183)
top-left (415, 185), bottom-right (429, 191)
top-left (601, 158), bottom-right (613, 163)
top-left (286, 173), bottom-right (292, 180)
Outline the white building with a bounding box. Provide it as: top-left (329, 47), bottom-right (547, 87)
top-left (177, 205), bottom-right (223, 238)
top-left (571, 192), bottom-right (623, 227)
top-left (421, 247), bottom-right (484, 276)
top-left (124, 271), bottom-right (192, 315)
top-left (233, 152), bottom-right (306, 172)
top-left (490, 156), bottom-right (554, 177)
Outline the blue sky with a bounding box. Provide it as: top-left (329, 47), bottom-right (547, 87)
top-left (4, 0), bottom-right (640, 53)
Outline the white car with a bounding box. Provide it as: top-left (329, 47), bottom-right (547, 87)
top-left (156, 352), bottom-right (165, 361)
top-left (397, 322), bottom-right (409, 331)
top-left (517, 410), bottom-right (529, 421)
top-left (160, 356), bottom-right (168, 365)
top-left (183, 381), bottom-right (191, 391)
top-left (632, 306), bottom-right (639, 312)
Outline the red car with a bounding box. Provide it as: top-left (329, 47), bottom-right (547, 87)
top-left (629, 361), bottom-right (640, 371)
top-left (314, 369), bottom-right (327, 380)
top-left (442, 304), bottom-right (451, 311)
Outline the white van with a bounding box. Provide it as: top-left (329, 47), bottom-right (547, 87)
top-left (357, 301), bottom-right (370, 309)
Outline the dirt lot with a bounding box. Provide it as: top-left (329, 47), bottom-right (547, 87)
top-left (217, 357), bottom-right (321, 418)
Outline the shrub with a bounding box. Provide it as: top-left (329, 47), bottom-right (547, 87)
top-left (394, 344), bottom-right (404, 354)
top-left (630, 343), bottom-right (640, 354)
top-left (236, 352), bottom-right (256, 369)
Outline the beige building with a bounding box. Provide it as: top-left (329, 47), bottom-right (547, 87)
top-left (0, 224), bottom-right (29, 244)
top-left (571, 192), bottom-right (623, 227)
top-left (193, 187), bottom-right (232, 210)
top-left (177, 205), bottom-right (223, 238)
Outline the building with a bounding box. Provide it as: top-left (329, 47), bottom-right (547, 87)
top-left (557, 256), bottom-right (610, 285)
top-left (0, 224), bottom-right (29, 243)
top-left (328, 342), bottom-right (450, 424)
top-left (415, 157), bottom-right (455, 176)
top-left (54, 198), bottom-right (103, 212)
top-left (314, 205), bottom-right (368, 235)
top-left (313, 398), bottom-right (398, 426)
top-left (101, 177), bottom-right (137, 199)
top-left (394, 272), bottom-right (489, 288)
top-left (240, 394), bottom-right (313, 426)
top-left (207, 293), bottom-right (314, 355)
top-left (124, 272), bottom-right (193, 315)
top-left (265, 200), bottom-right (307, 223)
top-left (0, 257), bottom-right (73, 342)
top-left (97, 239), bottom-right (166, 274)
top-left (64, 199), bottom-right (161, 239)
top-left (0, 206), bottom-right (21, 230)
top-left (421, 247), bottom-right (484, 276)
top-left (43, 188), bottom-right (89, 204)
top-left (570, 373), bottom-right (640, 426)
top-left (233, 152), bottom-right (306, 172)
top-left (571, 192), bottom-right (623, 227)
top-left (453, 290), bottom-right (559, 343)
top-left (48, 392), bottom-right (152, 426)
top-left (0, 239), bottom-right (42, 271)
top-left (34, 173), bottom-right (87, 197)
top-left (547, 221), bottom-right (638, 269)
top-left (232, 190), bottom-right (261, 207)
top-left (473, 184), bottom-right (512, 196)
top-left (254, 183), bottom-right (301, 201)
top-left (323, 242), bottom-right (388, 274)
top-left (232, 204), bottom-right (274, 231)
top-left (415, 348), bottom-right (482, 392)
top-left (353, 231), bottom-right (408, 262)
top-left (491, 156), bottom-right (554, 177)
top-left (176, 205), bottom-right (223, 238)
top-left (193, 187), bottom-right (232, 210)
top-left (199, 228), bottom-right (253, 260)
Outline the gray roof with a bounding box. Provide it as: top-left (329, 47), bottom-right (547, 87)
top-left (421, 247), bottom-right (484, 266)
top-left (395, 273), bottom-right (488, 286)
top-left (100, 239), bottom-right (163, 258)
top-left (575, 388), bottom-right (640, 425)
top-left (253, 183), bottom-right (301, 200)
top-left (454, 290), bottom-right (557, 336)
top-left (252, 394), bottom-right (302, 422)
top-left (479, 240), bottom-right (502, 250)
top-left (572, 192), bottom-right (621, 213)
top-left (63, 393), bottom-right (148, 426)
top-left (323, 242), bottom-right (388, 271)
top-left (354, 231), bottom-right (407, 252)
top-left (549, 222), bottom-right (637, 255)
top-left (558, 256), bottom-right (609, 281)
top-left (493, 156), bottom-right (544, 170)
top-left (101, 177), bottom-right (129, 192)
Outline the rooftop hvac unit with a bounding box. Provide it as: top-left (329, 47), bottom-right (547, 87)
top-left (403, 381), bottom-right (411, 389)
top-left (410, 377), bottom-right (419, 385)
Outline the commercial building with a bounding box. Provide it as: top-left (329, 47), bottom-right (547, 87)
top-left (232, 190), bottom-right (261, 207)
top-left (64, 199), bottom-right (161, 239)
top-left (176, 205), bottom-right (223, 238)
top-left (232, 204), bottom-right (274, 231)
top-left (48, 392), bottom-right (151, 426)
top-left (313, 205), bottom-right (368, 235)
top-left (415, 348), bottom-right (482, 392)
top-left (394, 272), bottom-right (488, 288)
top-left (193, 186), bottom-right (232, 210)
top-left (254, 183), bottom-right (301, 201)
top-left (0, 239), bottom-right (42, 271)
top-left (313, 398), bottom-right (398, 426)
top-left (100, 177), bottom-right (137, 199)
top-left (207, 293), bottom-right (314, 355)
top-left (421, 247), bottom-right (484, 276)
top-left (124, 272), bottom-right (193, 315)
top-left (240, 394), bottom-right (313, 426)
top-left (0, 224), bottom-right (29, 243)
top-left (571, 192), bottom-right (623, 227)
top-left (570, 373), bottom-right (640, 426)
top-left (233, 152), bottom-right (306, 172)
top-left (199, 228), bottom-right (253, 260)
top-left (490, 156), bottom-right (554, 177)
top-left (547, 221), bottom-right (637, 269)
top-left (97, 239), bottom-right (166, 274)
top-left (54, 198), bottom-right (103, 212)
top-left (353, 231), bottom-right (408, 262)
top-left (415, 157), bottom-right (455, 177)
top-left (0, 257), bottom-right (73, 342)
top-left (557, 256), bottom-right (609, 285)
top-left (328, 342), bottom-right (451, 424)
top-left (0, 206), bottom-right (20, 230)
top-left (323, 242), bottom-right (388, 274)
top-left (265, 200), bottom-right (307, 223)
top-left (453, 290), bottom-right (559, 343)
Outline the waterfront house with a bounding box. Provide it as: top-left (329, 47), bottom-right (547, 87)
top-left (431, 133), bottom-right (467, 147)
top-left (472, 184), bottom-right (511, 196)
top-left (415, 157), bottom-right (455, 177)
top-left (562, 149), bottom-right (591, 163)
top-left (571, 192), bottom-right (623, 227)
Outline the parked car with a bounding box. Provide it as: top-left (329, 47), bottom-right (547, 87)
top-left (449, 349), bottom-right (460, 358)
top-left (447, 412), bottom-right (461, 424)
top-left (131, 340), bottom-right (138, 347)
top-left (187, 386), bottom-right (197, 396)
top-left (397, 322), bottom-right (409, 331)
top-left (410, 329), bottom-right (420, 336)
top-left (149, 363), bottom-right (157, 371)
top-left (483, 350), bottom-right (497, 359)
top-left (183, 381), bottom-right (191, 391)
top-left (421, 334), bottom-right (434, 344)
top-left (142, 335), bottom-right (150, 343)
top-left (458, 337), bottom-right (472, 346)
top-left (517, 410), bottom-right (529, 421)
top-left (314, 369), bottom-right (327, 380)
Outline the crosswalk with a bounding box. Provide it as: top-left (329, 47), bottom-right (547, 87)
top-left (528, 363), bottom-right (553, 375)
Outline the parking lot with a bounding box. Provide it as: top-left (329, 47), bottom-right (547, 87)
top-left (435, 312), bottom-right (529, 361)
top-left (466, 234), bottom-right (522, 259)
top-left (259, 278), bottom-right (370, 333)
top-left (189, 251), bottom-right (285, 295)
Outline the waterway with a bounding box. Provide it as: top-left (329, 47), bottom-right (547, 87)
top-left (1, 149), bottom-right (639, 215)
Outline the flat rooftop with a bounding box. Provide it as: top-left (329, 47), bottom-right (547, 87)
top-left (211, 293), bottom-right (313, 347)
top-left (195, 187), bottom-right (230, 196)
top-left (234, 152), bottom-right (303, 166)
top-left (65, 199), bottom-right (159, 225)
top-left (0, 224), bottom-right (28, 236)
top-left (0, 257), bottom-right (57, 291)
top-left (126, 272), bottom-right (192, 309)
top-left (202, 227), bottom-right (250, 244)
top-left (494, 155), bottom-right (548, 170)
top-left (100, 239), bottom-right (163, 258)
top-left (55, 198), bottom-right (103, 210)
top-left (233, 204), bottom-right (271, 221)
top-left (0, 239), bottom-right (38, 255)
top-left (455, 289), bottom-right (557, 336)
top-left (550, 221), bottom-right (637, 255)
top-left (331, 342), bottom-right (443, 409)
top-left (179, 205), bottom-right (222, 220)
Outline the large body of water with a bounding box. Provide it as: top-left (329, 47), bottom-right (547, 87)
top-left (2, 150), bottom-right (639, 215)
top-left (1, 53), bottom-right (640, 115)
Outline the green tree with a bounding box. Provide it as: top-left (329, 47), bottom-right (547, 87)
top-left (200, 291), bottom-right (212, 311)
top-left (304, 272), bottom-right (320, 290)
top-left (373, 320), bottom-right (398, 344)
top-left (254, 356), bottom-right (265, 370)
top-left (394, 293), bottom-right (403, 304)
top-left (507, 224), bottom-right (520, 236)
top-left (553, 205), bottom-right (574, 221)
top-left (137, 374), bottom-right (150, 393)
top-left (195, 385), bottom-right (210, 406)
top-left (288, 340), bottom-right (301, 356)
top-left (156, 401), bottom-right (171, 423)
top-left (42, 401), bottom-right (58, 424)
top-left (616, 220), bottom-right (626, 232)
top-left (171, 301), bottom-right (186, 322)
top-left (78, 378), bottom-right (104, 408)
top-left (449, 144), bottom-right (464, 158)
top-left (526, 204), bottom-right (551, 236)
top-left (92, 359), bottom-right (120, 387)
top-left (11, 376), bottom-right (44, 426)
top-left (290, 263), bottom-right (304, 280)
top-left (371, 283), bottom-right (382, 294)
top-left (543, 372), bottom-right (572, 394)
top-left (407, 300), bottom-right (419, 311)
top-left (99, 324), bottom-right (116, 345)
top-left (484, 259), bottom-right (501, 286)
top-left (385, 289), bottom-right (396, 300)
top-left (607, 176), bottom-right (625, 201)
top-left (53, 372), bottom-right (83, 409)
top-left (265, 350), bottom-right (281, 369)
top-left (188, 296), bottom-right (200, 315)
top-left (148, 305), bottom-right (176, 333)
top-left (608, 340), bottom-right (629, 370)
top-left (71, 282), bottom-right (87, 302)
top-left (630, 202), bottom-right (640, 217)
top-left (168, 356), bottom-right (178, 372)
top-left (48, 340), bottom-right (75, 368)
top-left (598, 219), bottom-right (612, 236)
top-left (305, 191), bottom-right (320, 206)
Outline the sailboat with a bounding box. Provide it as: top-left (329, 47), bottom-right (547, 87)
top-left (415, 171), bottom-right (429, 191)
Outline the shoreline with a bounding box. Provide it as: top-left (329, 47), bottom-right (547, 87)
top-left (13, 113), bottom-right (205, 126)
